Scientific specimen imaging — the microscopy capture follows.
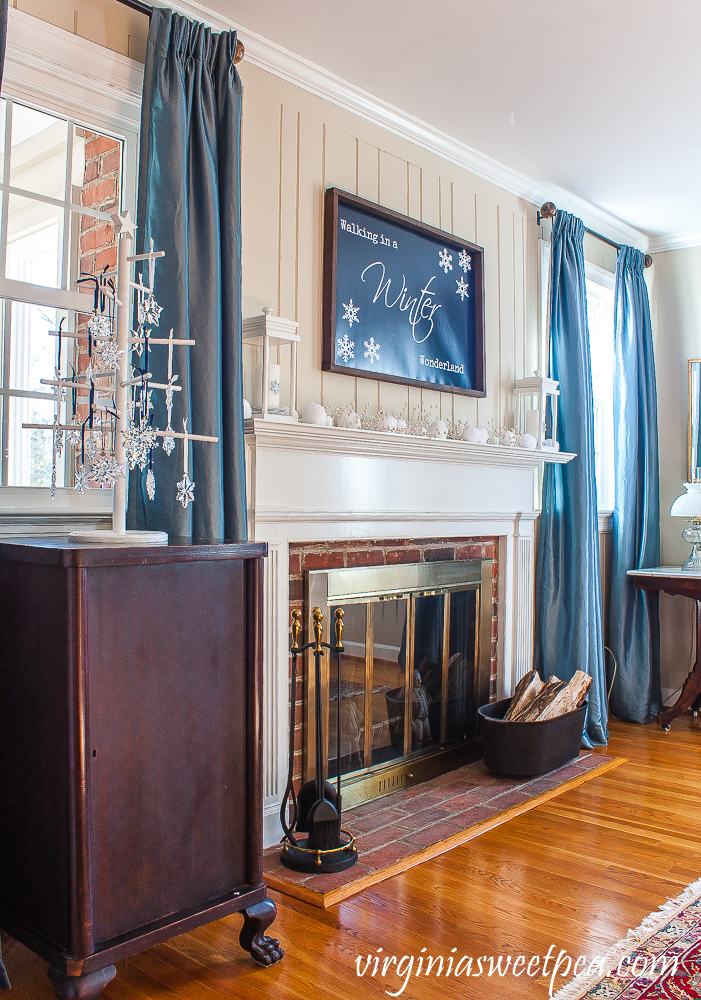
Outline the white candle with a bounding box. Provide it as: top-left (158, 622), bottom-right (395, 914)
top-left (253, 362), bottom-right (281, 410)
top-left (526, 408), bottom-right (544, 442)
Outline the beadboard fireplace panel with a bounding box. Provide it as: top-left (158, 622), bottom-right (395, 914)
top-left (245, 419), bottom-right (573, 846)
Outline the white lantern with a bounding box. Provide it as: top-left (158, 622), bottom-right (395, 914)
top-left (243, 307), bottom-right (301, 422)
top-left (513, 370), bottom-right (560, 451)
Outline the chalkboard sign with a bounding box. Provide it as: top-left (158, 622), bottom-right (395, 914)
top-left (323, 188), bottom-right (485, 396)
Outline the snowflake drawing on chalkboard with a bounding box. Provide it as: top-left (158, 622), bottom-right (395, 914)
top-left (337, 333), bottom-right (355, 363)
top-left (458, 250), bottom-right (472, 272)
top-left (456, 276), bottom-right (470, 301)
top-left (439, 248), bottom-right (453, 273)
top-left (364, 337), bottom-right (381, 364)
top-left (342, 298), bottom-right (360, 328)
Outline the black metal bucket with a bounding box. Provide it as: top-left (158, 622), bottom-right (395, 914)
top-left (478, 697), bottom-right (586, 776)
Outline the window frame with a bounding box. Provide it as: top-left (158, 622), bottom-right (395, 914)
top-left (538, 238), bottom-right (616, 519)
top-left (0, 7), bottom-right (142, 523)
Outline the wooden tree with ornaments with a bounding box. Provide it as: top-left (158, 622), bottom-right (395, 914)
top-left (22, 210), bottom-right (218, 545)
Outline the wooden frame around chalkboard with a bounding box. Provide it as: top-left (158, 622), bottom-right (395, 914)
top-left (322, 187), bottom-right (486, 397)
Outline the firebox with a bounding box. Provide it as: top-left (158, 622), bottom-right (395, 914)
top-left (304, 559), bottom-right (493, 809)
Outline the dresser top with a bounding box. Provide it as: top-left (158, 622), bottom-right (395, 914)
top-left (0, 537), bottom-right (267, 567)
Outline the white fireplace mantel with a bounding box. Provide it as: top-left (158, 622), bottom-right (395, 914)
top-left (244, 419), bottom-right (575, 845)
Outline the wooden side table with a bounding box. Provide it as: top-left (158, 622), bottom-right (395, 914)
top-left (629, 566), bottom-right (701, 730)
top-left (0, 538), bottom-right (283, 999)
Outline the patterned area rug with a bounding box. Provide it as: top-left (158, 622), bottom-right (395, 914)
top-left (554, 878), bottom-right (701, 1000)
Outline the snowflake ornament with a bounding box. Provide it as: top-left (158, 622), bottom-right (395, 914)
top-left (439, 248), bottom-right (453, 274)
top-left (99, 342), bottom-right (124, 370)
top-left (85, 431), bottom-right (99, 462)
top-left (456, 277), bottom-right (470, 301)
top-left (364, 337), bottom-right (381, 364)
top-left (138, 295), bottom-right (163, 327)
top-left (53, 422), bottom-right (63, 458)
top-left (270, 379), bottom-right (281, 395)
top-left (74, 464), bottom-right (91, 496)
top-left (140, 425), bottom-right (159, 454)
top-left (88, 314), bottom-right (113, 339)
top-left (458, 250), bottom-right (472, 272)
top-left (146, 468), bottom-right (156, 501)
top-left (336, 332), bottom-right (355, 363)
top-left (66, 419), bottom-right (81, 448)
top-left (342, 299), bottom-right (360, 328)
top-left (176, 472), bottom-right (196, 509)
top-left (89, 455), bottom-right (125, 489)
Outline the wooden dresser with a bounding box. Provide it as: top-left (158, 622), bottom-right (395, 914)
top-left (0, 538), bottom-right (283, 999)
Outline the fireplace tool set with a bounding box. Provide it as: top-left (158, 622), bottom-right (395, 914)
top-left (279, 606), bottom-right (357, 873)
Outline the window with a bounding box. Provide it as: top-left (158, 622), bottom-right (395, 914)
top-left (539, 241), bottom-right (616, 511)
top-left (0, 97), bottom-right (125, 487)
top-left (586, 264), bottom-right (615, 511)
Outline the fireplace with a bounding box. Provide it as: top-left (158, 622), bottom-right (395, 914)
top-left (244, 419), bottom-right (570, 844)
top-left (304, 558), bottom-right (493, 808)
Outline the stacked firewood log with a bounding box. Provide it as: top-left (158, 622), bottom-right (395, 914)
top-left (503, 669), bottom-right (592, 722)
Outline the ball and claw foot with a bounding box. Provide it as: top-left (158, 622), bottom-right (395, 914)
top-left (48, 965), bottom-right (116, 1000)
top-left (239, 899), bottom-right (284, 966)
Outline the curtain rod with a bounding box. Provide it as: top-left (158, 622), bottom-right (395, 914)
top-left (113, 0), bottom-right (245, 63)
top-left (537, 202), bottom-right (652, 268)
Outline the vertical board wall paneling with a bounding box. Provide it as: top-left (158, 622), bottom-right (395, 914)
top-left (452, 186), bottom-right (478, 428)
top-left (419, 169), bottom-right (442, 426)
top-left (476, 194), bottom-right (500, 431)
top-left (295, 113), bottom-right (325, 413)
top-left (499, 206), bottom-right (516, 429)
top-left (239, 69), bottom-right (538, 442)
top-left (438, 177), bottom-right (455, 425)
top-left (321, 124), bottom-right (358, 411)
top-left (354, 140), bottom-right (381, 419)
top-left (240, 90), bottom-right (281, 403)
top-left (277, 106), bottom-right (300, 407)
top-left (378, 150), bottom-right (411, 422)
top-left (406, 163), bottom-right (424, 425)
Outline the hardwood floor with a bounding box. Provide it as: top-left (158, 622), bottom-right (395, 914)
top-left (3, 716), bottom-right (701, 999)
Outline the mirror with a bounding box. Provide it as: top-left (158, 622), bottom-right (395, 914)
top-left (688, 360), bottom-right (701, 482)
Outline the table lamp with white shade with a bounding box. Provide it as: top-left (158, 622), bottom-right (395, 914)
top-left (670, 476), bottom-right (701, 570)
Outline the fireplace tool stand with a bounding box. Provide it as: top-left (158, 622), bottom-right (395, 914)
top-left (279, 607), bottom-right (357, 873)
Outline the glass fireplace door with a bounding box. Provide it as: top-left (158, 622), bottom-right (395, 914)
top-left (306, 558), bottom-right (491, 808)
top-left (328, 597), bottom-right (409, 781)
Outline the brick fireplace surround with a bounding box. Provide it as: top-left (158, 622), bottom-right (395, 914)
top-left (288, 536), bottom-right (499, 786)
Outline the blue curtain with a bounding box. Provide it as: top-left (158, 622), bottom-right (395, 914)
top-left (608, 247), bottom-right (661, 723)
top-left (128, 8), bottom-right (247, 540)
top-left (534, 210), bottom-right (608, 747)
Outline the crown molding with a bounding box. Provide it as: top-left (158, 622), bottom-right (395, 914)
top-left (647, 230), bottom-right (701, 254)
top-left (168, 1), bottom-right (650, 252)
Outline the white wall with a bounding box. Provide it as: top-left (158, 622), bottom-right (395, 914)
top-left (649, 247), bottom-right (701, 696)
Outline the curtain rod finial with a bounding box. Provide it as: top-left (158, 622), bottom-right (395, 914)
top-left (644, 253), bottom-right (653, 268)
top-left (537, 202), bottom-right (557, 226)
top-left (235, 39), bottom-right (244, 64)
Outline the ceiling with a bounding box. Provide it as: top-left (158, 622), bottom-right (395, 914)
top-left (203, 0), bottom-right (701, 248)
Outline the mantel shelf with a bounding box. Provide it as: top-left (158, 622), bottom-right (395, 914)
top-left (244, 419), bottom-right (576, 469)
